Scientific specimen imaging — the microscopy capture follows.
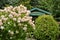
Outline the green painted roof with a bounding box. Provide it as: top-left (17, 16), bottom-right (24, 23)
top-left (30, 8), bottom-right (51, 14)
top-left (30, 8), bottom-right (51, 16)
top-left (30, 12), bottom-right (45, 16)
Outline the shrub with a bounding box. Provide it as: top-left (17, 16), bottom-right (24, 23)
top-left (34, 15), bottom-right (59, 40)
top-left (0, 5), bottom-right (35, 40)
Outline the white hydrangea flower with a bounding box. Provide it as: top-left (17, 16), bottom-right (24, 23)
top-left (33, 21), bottom-right (35, 23)
top-left (17, 17), bottom-right (21, 23)
top-left (18, 17), bottom-right (21, 20)
top-left (24, 19), bottom-right (27, 21)
top-left (23, 6), bottom-right (26, 9)
top-left (26, 10), bottom-right (30, 14)
top-left (8, 22), bottom-right (10, 24)
top-left (8, 30), bottom-right (11, 32)
top-left (32, 24), bottom-right (35, 27)
top-left (10, 12), bottom-right (16, 15)
top-left (9, 14), bottom-right (13, 18)
top-left (16, 30), bottom-right (19, 33)
top-left (4, 8), bottom-right (8, 12)
top-left (17, 20), bottom-right (20, 23)
top-left (13, 18), bottom-right (16, 21)
top-left (17, 13), bottom-right (21, 17)
top-left (0, 19), bottom-right (2, 22)
top-left (26, 33), bottom-right (29, 35)
top-left (23, 27), bottom-right (27, 31)
top-left (14, 24), bottom-right (16, 27)
top-left (0, 21), bottom-right (3, 26)
top-left (26, 13), bottom-right (29, 16)
top-left (9, 6), bottom-right (13, 9)
top-left (24, 24), bottom-right (27, 27)
top-left (10, 31), bottom-right (14, 35)
top-left (20, 4), bottom-right (24, 7)
top-left (1, 15), bottom-right (5, 18)
top-left (18, 23), bottom-right (22, 26)
top-left (0, 26), bottom-right (4, 30)
top-left (10, 37), bottom-right (13, 39)
top-left (8, 30), bottom-right (14, 35)
top-left (20, 19), bottom-right (25, 22)
top-left (0, 9), bottom-right (4, 12)
top-left (2, 18), bottom-right (8, 21)
top-left (13, 6), bottom-right (17, 11)
top-left (13, 13), bottom-right (18, 17)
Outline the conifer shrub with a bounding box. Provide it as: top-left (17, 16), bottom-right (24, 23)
top-left (34, 15), bottom-right (59, 40)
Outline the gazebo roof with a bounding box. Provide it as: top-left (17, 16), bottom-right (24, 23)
top-left (30, 8), bottom-right (51, 16)
top-left (30, 12), bottom-right (45, 16)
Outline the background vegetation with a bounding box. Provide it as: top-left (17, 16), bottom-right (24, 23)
top-left (0, 0), bottom-right (60, 40)
top-left (0, 0), bottom-right (60, 21)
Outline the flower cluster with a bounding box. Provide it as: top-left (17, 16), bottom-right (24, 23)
top-left (0, 5), bottom-right (35, 40)
top-left (0, 4), bottom-right (35, 27)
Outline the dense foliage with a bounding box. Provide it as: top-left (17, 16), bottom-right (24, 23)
top-left (0, 5), bottom-right (35, 40)
top-left (0, 0), bottom-right (60, 39)
top-left (0, 0), bottom-right (60, 17)
top-left (30, 0), bottom-right (60, 21)
top-left (34, 15), bottom-right (59, 40)
top-left (0, 0), bottom-right (32, 9)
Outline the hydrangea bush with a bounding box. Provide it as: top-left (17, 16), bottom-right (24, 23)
top-left (0, 5), bottom-right (35, 40)
top-left (34, 15), bottom-right (59, 40)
